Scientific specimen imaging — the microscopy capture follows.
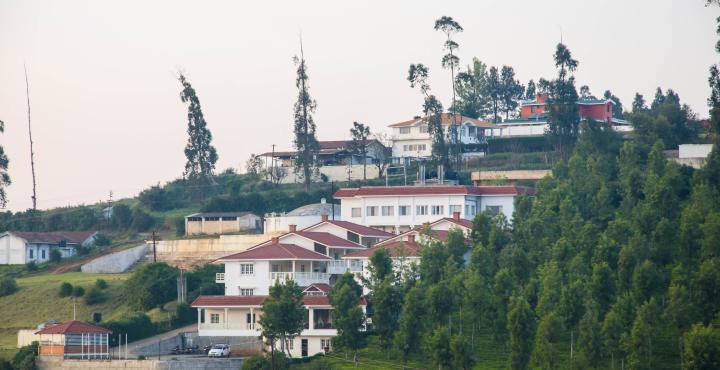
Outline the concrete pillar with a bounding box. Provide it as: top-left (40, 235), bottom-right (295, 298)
top-left (224, 308), bottom-right (228, 329)
top-left (197, 309), bottom-right (201, 331)
top-left (309, 308), bottom-right (314, 331)
top-left (250, 307), bottom-right (255, 330)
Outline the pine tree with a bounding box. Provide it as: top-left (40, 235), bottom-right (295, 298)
top-left (292, 44), bottom-right (320, 191)
top-left (0, 120), bottom-right (10, 208)
top-left (500, 65), bottom-right (524, 120)
top-left (526, 80), bottom-right (537, 100)
top-left (348, 121), bottom-right (370, 181)
top-left (395, 286), bottom-right (425, 366)
top-left (408, 64), bottom-right (448, 168)
top-left (178, 73), bottom-right (218, 195)
top-left (532, 312), bottom-right (563, 370)
top-left (487, 66), bottom-right (502, 123)
top-left (546, 43), bottom-right (580, 160)
top-left (632, 93), bottom-right (647, 112)
top-left (435, 16), bottom-right (463, 168)
top-left (507, 295), bottom-right (535, 370)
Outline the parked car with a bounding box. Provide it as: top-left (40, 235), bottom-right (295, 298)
top-left (207, 344), bottom-right (230, 358)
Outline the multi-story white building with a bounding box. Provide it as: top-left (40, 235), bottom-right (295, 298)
top-left (333, 185), bottom-right (532, 233)
top-left (191, 222), bottom-right (373, 358)
top-left (388, 113), bottom-right (498, 162)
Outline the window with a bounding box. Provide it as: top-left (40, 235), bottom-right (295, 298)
top-left (399, 127), bottom-right (411, 134)
top-left (465, 205), bottom-right (470, 216)
top-left (468, 126), bottom-right (477, 136)
top-left (471, 205), bottom-right (477, 215)
top-left (321, 339), bottom-right (332, 349)
top-left (431, 205), bottom-right (444, 215)
top-left (381, 206), bottom-right (394, 216)
top-left (29, 249), bottom-right (33, 259)
top-left (403, 144), bottom-right (427, 152)
top-left (366, 206), bottom-right (378, 217)
top-left (416, 205), bottom-right (428, 215)
top-left (287, 339), bottom-right (294, 350)
top-left (300, 264), bottom-right (305, 272)
top-left (240, 263), bottom-right (254, 275)
top-left (399, 206), bottom-right (410, 216)
top-left (246, 313), bottom-right (256, 324)
top-left (187, 217), bottom-right (202, 222)
top-left (486, 205), bottom-right (503, 216)
top-left (272, 264), bottom-right (280, 272)
top-left (449, 205), bottom-right (462, 214)
top-left (531, 106), bottom-right (537, 114)
top-left (607, 103), bottom-right (611, 113)
top-left (221, 216), bottom-right (237, 221)
top-left (200, 309), bottom-right (205, 323)
top-left (240, 288), bottom-right (254, 296)
top-left (210, 314), bottom-right (220, 324)
top-left (41, 250), bottom-right (46, 259)
top-left (205, 217), bottom-right (220, 221)
top-left (351, 208), bottom-right (361, 218)
top-left (419, 125), bottom-right (429, 133)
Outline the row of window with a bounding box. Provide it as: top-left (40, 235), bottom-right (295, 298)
top-left (188, 216), bottom-right (238, 222)
top-left (398, 125), bottom-right (428, 134)
top-left (352, 204), bottom-right (472, 218)
top-left (402, 144), bottom-right (427, 152)
top-left (399, 125), bottom-right (482, 136)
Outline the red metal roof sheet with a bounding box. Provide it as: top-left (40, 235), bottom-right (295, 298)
top-left (35, 321), bottom-right (111, 335)
top-left (220, 243), bottom-right (332, 261)
top-left (293, 231), bottom-right (365, 249)
top-left (343, 240), bottom-right (422, 258)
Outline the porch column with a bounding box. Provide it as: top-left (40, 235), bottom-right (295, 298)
top-left (197, 308), bottom-right (201, 331)
top-left (224, 308), bottom-right (228, 329)
top-left (292, 260), bottom-right (296, 273)
top-left (308, 308), bottom-right (314, 331)
top-left (250, 307), bottom-right (255, 330)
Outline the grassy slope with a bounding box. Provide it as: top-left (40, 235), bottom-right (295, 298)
top-left (0, 272), bottom-right (131, 360)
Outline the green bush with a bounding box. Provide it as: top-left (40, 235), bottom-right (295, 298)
top-left (110, 204), bottom-right (133, 229)
top-left (58, 282), bottom-right (73, 297)
top-left (72, 286), bottom-right (85, 297)
top-left (25, 261), bottom-right (37, 272)
top-left (174, 303), bottom-right (194, 326)
top-left (12, 341), bottom-right (38, 370)
top-left (0, 277), bottom-right (18, 297)
top-left (123, 263), bottom-right (178, 310)
top-left (95, 279), bottom-right (108, 289)
top-left (130, 208), bottom-right (156, 232)
top-left (49, 249), bottom-right (62, 263)
top-left (241, 355), bottom-right (269, 370)
top-left (94, 233), bottom-right (111, 246)
top-left (104, 313), bottom-right (158, 345)
top-left (84, 287), bottom-right (105, 305)
top-left (0, 359), bottom-right (13, 370)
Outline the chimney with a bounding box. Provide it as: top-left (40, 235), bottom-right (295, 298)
top-left (321, 215), bottom-right (329, 222)
top-left (407, 234), bottom-right (416, 243)
top-left (271, 236), bottom-right (279, 244)
top-left (289, 224), bottom-right (297, 232)
top-left (453, 211), bottom-right (460, 221)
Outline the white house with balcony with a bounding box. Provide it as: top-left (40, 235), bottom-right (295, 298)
top-left (388, 113), bottom-right (499, 162)
top-left (333, 185), bottom-right (533, 233)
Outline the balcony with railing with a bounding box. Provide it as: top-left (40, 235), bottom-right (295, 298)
top-left (326, 260), bottom-right (348, 274)
top-left (270, 272), bottom-right (330, 286)
top-left (215, 273), bottom-right (225, 283)
top-left (348, 260), bottom-right (364, 272)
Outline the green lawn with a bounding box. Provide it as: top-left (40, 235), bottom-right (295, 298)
top-left (0, 272), bottom-right (131, 360)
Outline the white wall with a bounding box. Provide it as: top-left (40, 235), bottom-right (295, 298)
top-left (490, 123), bottom-right (547, 138)
top-left (224, 260), bottom-right (271, 296)
top-left (340, 194), bottom-right (477, 232)
top-left (479, 195), bottom-right (516, 222)
top-left (264, 214), bottom-right (339, 233)
top-left (0, 234), bottom-right (26, 265)
top-left (679, 144), bottom-right (713, 159)
top-left (276, 164), bottom-right (380, 184)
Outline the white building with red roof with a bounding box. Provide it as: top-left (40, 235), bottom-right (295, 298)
top-left (333, 185), bottom-right (532, 233)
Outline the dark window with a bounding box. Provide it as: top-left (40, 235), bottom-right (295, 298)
top-left (41, 250), bottom-right (46, 259)
top-left (29, 249), bottom-right (34, 259)
top-left (221, 217), bottom-right (237, 221)
top-left (205, 217), bottom-right (220, 221)
top-left (314, 243), bottom-right (327, 255)
top-left (246, 313), bottom-right (256, 323)
top-left (187, 217), bottom-right (202, 222)
top-left (59, 240), bottom-right (67, 248)
top-left (200, 309), bottom-right (205, 323)
top-left (346, 232), bottom-right (360, 244)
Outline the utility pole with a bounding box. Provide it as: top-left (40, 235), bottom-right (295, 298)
top-left (24, 64), bottom-right (38, 210)
top-left (152, 231), bottom-right (158, 263)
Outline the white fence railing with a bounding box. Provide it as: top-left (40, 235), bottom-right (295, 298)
top-left (270, 272), bottom-right (330, 285)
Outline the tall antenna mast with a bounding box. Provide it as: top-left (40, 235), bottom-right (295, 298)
top-left (24, 63), bottom-right (38, 210)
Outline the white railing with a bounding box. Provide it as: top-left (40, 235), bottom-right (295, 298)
top-left (348, 260), bottom-right (364, 272)
top-left (327, 260), bottom-right (348, 274)
top-left (246, 323), bottom-right (259, 330)
top-left (270, 272), bottom-right (330, 285)
top-left (215, 273), bottom-right (225, 283)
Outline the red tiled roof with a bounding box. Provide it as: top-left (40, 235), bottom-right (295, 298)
top-left (191, 295), bottom-right (266, 307)
top-left (191, 295), bottom-right (367, 307)
top-left (344, 240), bottom-right (422, 258)
top-left (293, 231), bottom-right (365, 249)
top-left (439, 218), bottom-right (474, 229)
top-left (303, 283), bottom-right (331, 293)
top-left (35, 321), bottom-right (111, 335)
top-left (10, 231), bottom-right (96, 245)
top-left (260, 140), bottom-right (383, 157)
top-left (322, 221), bottom-right (395, 238)
top-left (333, 186), bottom-right (533, 198)
top-left (388, 113), bottom-right (498, 128)
top-left (220, 243), bottom-right (332, 261)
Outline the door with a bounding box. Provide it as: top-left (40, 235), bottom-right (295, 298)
top-left (301, 339), bottom-right (308, 357)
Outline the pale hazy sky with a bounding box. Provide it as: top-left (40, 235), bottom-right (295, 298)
top-left (0, 0), bottom-right (717, 211)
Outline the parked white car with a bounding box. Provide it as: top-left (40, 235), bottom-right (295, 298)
top-left (207, 344), bottom-right (230, 358)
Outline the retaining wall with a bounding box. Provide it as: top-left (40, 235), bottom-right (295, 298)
top-left (37, 357), bottom-right (244, 370)
top-left (154, 233), bottom-right (282, 269)
top-left (81, 245), bottom-right (150, 273)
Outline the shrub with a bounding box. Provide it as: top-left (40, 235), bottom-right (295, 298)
top-left (130, 208), bottom-right (156, 232)
top-left (104, 313), bottom-right (157, 345)
top-left (241, 355), bottom-right (269, 370)
top-left (0, 277), bottom-right (18, 297)
top-left (175, 216), bottom-right (185, 237)
top-left (25, 261), bottom-right (37, 272)
top-left (111, 204), bottom-right (133, 229)
top-left (72, 286), bottom-right (85, 297)
top-left (49, 249), bottom-right (62, 263)
top-left (58, 282), bottom-right (73, 297)
top-left (12, 341), bottom-right (37, 370)
top-left (0, 359), bottom-right (13, 370)
top-left (123, 263), bottom-right (178, 310)
top-left (95, 279), bottom-right (108, 289)
top-left (94, 233), bottom-right (111, 247)
top-left (84, 287), bottom-right (105, 305)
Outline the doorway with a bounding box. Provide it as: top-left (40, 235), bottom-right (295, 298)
top-left (301, 339), bottom-right (308, 357)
